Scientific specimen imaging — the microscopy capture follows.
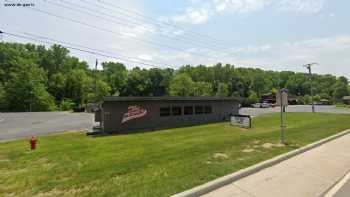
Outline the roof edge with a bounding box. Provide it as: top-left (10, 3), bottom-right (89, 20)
top-left (103, 96), bottom-right (240, 102)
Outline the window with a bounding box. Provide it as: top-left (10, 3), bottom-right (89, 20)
top-left (172, 106), bottom-right (182, 116)
top-left (184, 106), bottom-right (193, 115)
top-left (195, 106), bottom-right (204, 114)
top-left (160, 107), bottom-right (170, 116)
top-left (204, 106), bottom-right (212, 114)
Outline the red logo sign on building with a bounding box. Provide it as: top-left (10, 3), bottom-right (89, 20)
top-left (121, 105), bottom-right (148, 123)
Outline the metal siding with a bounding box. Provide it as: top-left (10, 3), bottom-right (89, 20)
top-left (101, 100), bottom-right (239, 133)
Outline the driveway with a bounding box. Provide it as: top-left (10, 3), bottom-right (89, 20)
top-left (239, 105), bottom-right (350, 116)
top-left (0, 112), bottom-right (94, 141)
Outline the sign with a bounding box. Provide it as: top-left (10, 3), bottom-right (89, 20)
top-left (231, 115), bottom-right (251, 128)
top-left (276, 88), bottom-right (288, 106)
top-left (121, 105), bottom-right (147, 123)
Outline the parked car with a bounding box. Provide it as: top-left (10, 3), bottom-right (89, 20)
top-left (252, 103), bottom-right (262, 108)
top-left (261, 102), bottom-right (271, 108)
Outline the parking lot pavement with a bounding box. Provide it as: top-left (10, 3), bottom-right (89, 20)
top-left (239, 105), bottom-right (350, 117)
top-left (0, 112), bottom-right (95, 141)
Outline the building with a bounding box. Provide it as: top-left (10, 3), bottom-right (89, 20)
top-left (261, 93), bottom-right (298, 105)
top-left (95, 96), bottom-right (240, 133)
top-left (343, 96), bottom-right (350, 105)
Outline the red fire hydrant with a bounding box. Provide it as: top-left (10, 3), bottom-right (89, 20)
top-left (30, 136), bottom-right (37, 150)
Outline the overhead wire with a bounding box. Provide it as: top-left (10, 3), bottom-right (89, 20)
top-left (21, 32), bottom-right (173, 67)
top-left (1, 30), bottom-right (170, 68)
top-left (4, 0), bottom-right (215, 59)
top-left (78, 0), bottom-right (231, 51)
top-left (96, 0), bottom-right (232, 47)
top-left (46, 0), bottom-right (225, 52)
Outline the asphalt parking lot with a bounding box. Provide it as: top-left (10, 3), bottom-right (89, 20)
top-left (0, 112), bottom-right (94, 141)
top-left (0, 105), bottom-right (349, 141)
top-left (239, 105), bottom-right (350, 116)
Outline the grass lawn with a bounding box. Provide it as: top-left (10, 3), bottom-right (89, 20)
top-left (336, 104), bottom-right (350, 109)
top-left (1, 113), bottom-right (350, 197)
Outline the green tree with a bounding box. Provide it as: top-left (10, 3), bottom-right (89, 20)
top-left (246, 91), bottom-right (259, 105)
top-left (123, 67), bottom-right (150, 96)
top-left (65, 69), bottom-right (92, 106)
top-left (145, 68), bottom-right (173, 96)
top-left (251, 72), bottom-right (272, 97)
top-left (0, 84), bottom-right (6, 110)
top-left (48, 72), bottom-right (66, 101)
top-left (193, 82), bottom-right (212, 96)
top-left (87, 80), bottom-right (111, 102)
top-left (60, 99), bottom-right (75, 111)
top-left (169, 73), bottom-right (194, 96)
top-left (102, 62), bottom-right (127, 95)
top-left (216, 83), bottom-right (229, 96)
top-left (333, 77), bottom-right (349, 101)
top-left (4, 59), bottom-right (56, 111)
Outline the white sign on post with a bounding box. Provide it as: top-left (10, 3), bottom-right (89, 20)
top-left (276, 90), bottom-right (288, 106)
top-left (231, 115), bottom-right (251, 129)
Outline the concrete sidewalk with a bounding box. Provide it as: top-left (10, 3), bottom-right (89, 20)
top-left (203, 133), bottom-right (350, 197)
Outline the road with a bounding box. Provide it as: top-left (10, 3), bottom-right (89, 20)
top-left (334, 179), bottom-right (350, 197)
top-left (239, 105), bottom-right (350, 116)
top-left (0, 112), bottom-right (94, 141)
top-left (330, 172), bottom-right (350, 197)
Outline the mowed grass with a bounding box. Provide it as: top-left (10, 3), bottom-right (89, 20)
top-left (1, 113), bottom-right (350, 197)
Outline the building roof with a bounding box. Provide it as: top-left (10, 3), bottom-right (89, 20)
top-left (343, 96), bottom-right (350, 100)
top-left (103, 96), bottom-right (239, 102)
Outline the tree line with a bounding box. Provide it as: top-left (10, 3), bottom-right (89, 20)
top-left (0, 42), bottom-right (349, 112)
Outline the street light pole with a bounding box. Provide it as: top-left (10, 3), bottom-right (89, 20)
top-left (303, 63), bottom-right (318, 113)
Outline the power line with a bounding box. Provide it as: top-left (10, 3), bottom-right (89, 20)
top-left (5, 0), bottom-right (215, 59)
top-left (78, 0), bottom-right (231, 51)
top-left (21, 32), bottom-right (173, 67)
top-left (97, 0), bottom-right (232, 47)
top-left (46, 0), bottom-right (226, 52)
top-left (1, 30), bottom-right (168, 68)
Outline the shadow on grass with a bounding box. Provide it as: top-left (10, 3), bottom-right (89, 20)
top-left (88, 120), bottom-right (233, 138)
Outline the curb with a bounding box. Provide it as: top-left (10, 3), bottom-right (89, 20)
top-left (171, 129), bottom-right (350, 197)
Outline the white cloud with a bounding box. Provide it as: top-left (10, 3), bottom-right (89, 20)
top-left (214, 0), bottom-right (271, 14)
top-left (230, 35), bottom-right (350, 76)
top-left (172, 0), bottom-right (270, 24)
top-left (138, 54), bottom-right (153, 61)
top-left (171, 0), bottom-right (327, 25)
top-left (119, 24), bottom-right (156, 39)
top-left (150, 35), bottom-right (350, 78)
top-left (278, 0), bottom-right (326, 14)
top-left (173, 7), bottom-right (212, 24)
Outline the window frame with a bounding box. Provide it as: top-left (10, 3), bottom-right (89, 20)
top-left (184, 106), bottom-right (194, 115)
top-left (160, 107), bottom-right (171, 117)
top-left (195, 105), bottom-right (204, 114)
top-left (204, 105), bottom-right (213, 114)
top-left (171, 106), bottom-right (182, 116)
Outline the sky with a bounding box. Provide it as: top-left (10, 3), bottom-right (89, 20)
top-left (1, 0), bottom-right (350, 78)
